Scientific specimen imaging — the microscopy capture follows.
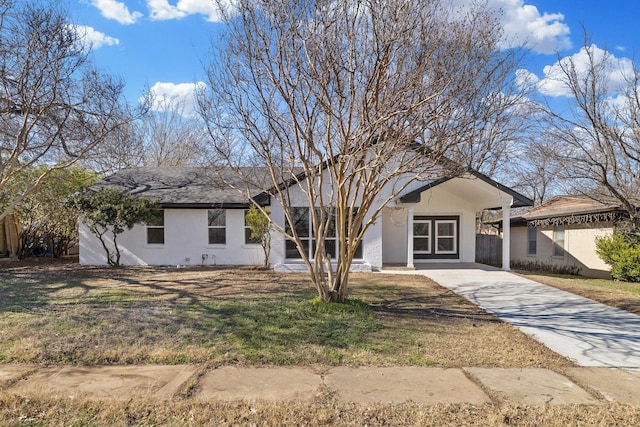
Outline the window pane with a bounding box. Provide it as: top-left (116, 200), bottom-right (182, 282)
top-left (208, 209), bottom-right (225, 226)
top-left (147, 210), bottom-right (164, 226)
top-left (528, 227), bottom-right (537, 255)
top-left (414, 237), bottom-right (430, 252)
top-left (553, 227), bottom-right (565, 256)
top-left (323, 239), bottom-right (336, 259)
top-left (286, 239), bottom-right (309, 258)
top-left (325, 211), bottom-right (336, 238)
top-left (437, 222), bottom-right (454, 236)
top-left (287, 207), bottom-right (309, 237)
top-left (147, 228), bottom-right (164, 244)
top-left (353, 240), bottom-right (363, 259)
top-left (414, 222), bottom-right (430, 237)
top-left (208, 228), bottom-right (226, 244)
top-left (437, 237), bottom-right (455, 252)
top-left (245, 227), bottom-right (261, 244)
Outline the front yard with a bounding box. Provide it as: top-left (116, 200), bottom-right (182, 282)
top-left (3, 259), bottom-right (640, 426)
top-left (0, 259), bottom-right (569, 368)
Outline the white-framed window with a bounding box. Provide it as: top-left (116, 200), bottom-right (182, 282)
top-left (208, 209), bottom-right (226, 245)
top-left (413, 216), bottom-right (459, 259)
top-left (146, 209), bottom-right (164, 244)
top-left (553, 226), bottom-right (565, 257)
top-left (435, 219), bottom-right (457, 254)
top-left (413, 219), bottom-right (431, 255)
top-left (527, 227), bottom-right (537, 255)
top-left (285, 207), bottom-right (362, 260)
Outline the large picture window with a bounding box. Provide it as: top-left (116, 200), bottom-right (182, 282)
top-left (413, 216), bottom-right (459, 259)
top-left (208, 209), bottom-right (226, 244)
top-left (285, 207), bottom-right (362, 260)
top-left (146, 210), bottom-right (164, 244)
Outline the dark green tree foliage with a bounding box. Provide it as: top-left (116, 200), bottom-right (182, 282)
top-left (69, 189), bottom-right (158, 266)
top-left (596, 232), bottom-right (640, 282)
top-left (13, 166), bottom-right (97, 258)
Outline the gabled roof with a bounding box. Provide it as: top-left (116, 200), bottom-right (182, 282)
top-left (398, 169), bottom-right (533, 209)
top-left (89, 167), bottom-right (271, 208)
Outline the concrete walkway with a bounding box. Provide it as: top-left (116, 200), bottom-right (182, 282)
top-left (390, 264), bottom-right (640, 368)
top-left (3, 364), bottom-right (640, 405)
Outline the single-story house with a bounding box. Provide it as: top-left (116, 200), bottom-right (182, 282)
top-left (78, 166), bottom-right (533, 271)
top-left (507, 196), bottom-right (625, 278)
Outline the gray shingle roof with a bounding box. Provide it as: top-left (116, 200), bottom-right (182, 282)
top-left (90, 167), bottom-right (270, 208)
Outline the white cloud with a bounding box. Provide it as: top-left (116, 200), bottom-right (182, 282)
top-left (71, 25), bottom-right (120, 50)
top-left (515, 68), bottom-right (539, 90)
top-left (451, 0), bottom-right (571, 54)
top-left (147, 0), bottom-right (231, 22)
top-left (91, 0), bottom-right (143, 25)
top-left (534, 44), bottom-right (635, 97)
top-left (146, 82), bottom-right (207, 116)
top-left (498, 0), bottom-right (572, 54)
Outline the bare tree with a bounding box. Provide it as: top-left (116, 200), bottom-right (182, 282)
top-left (0, 0), bottom-right (138, 221)
top-left (543, 38), bottom-right (640, 230)
top-left (504, 132), bottom-right (565, 205)
top-left (200, 0), bottom-right (527, 302)
top-left (137, 95), bottom-right (211, 167)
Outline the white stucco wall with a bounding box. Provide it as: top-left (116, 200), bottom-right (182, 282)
top-left (510, 222), bottom-right (613, 278)
top-left (79, 208), bottom-right (265, 266)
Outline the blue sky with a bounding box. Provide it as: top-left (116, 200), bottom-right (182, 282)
top-left (69, 0), bottom-right (640, 114)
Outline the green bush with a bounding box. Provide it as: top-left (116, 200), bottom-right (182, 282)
top-left (596, 232), bottom-right (640, 282)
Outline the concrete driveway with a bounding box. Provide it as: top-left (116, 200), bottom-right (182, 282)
top-left (384, 264), bottom-right (640, 368)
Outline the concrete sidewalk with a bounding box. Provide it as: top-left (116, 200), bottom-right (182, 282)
top-left (393, 264), bottom-right (640, 368)
top-left (3, 364), bottom-right (640, 405)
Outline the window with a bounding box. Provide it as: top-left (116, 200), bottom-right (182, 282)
top-left (527, 227), bottom-right (537, 255)
top-left (146, 210), bottom-right (164, 244)
top-left (413, 219), bottom-right (431, 255)
top-left (208, 209), bottom-right (226, 244)
top-left (285, 207), bottom-right (361, 259)
top-left (435, 220), bottom-right (457, 254)
top-left (285, 207), bottom-right (310, 258)
top-left (553, 226), bottom-right (565, 257)
top-left (413, 216), bottom-right (459, 259)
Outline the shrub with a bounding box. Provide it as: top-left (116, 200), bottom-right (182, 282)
top-left (596, 232), bottom-right (640, 282)
top-left (511, 260), bottom-right (581, 276)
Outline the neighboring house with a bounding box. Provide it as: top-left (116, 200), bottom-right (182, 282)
top-left (508, 196), bottom-right (625, 278)
top-left (78, 167), bottom-right (532, 271)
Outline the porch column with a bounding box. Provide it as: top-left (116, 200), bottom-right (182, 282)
top-left (407, 207), bottom-right (414, 268)
top-left (501, 202), bottom-right (511, 271)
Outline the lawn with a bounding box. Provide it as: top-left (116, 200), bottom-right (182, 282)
top-left (4, 259), bottom-right (640, 426)
top-left (0, 258), bottom-right (569, 368)
top-left (517, 271), bottom-right (640, 316)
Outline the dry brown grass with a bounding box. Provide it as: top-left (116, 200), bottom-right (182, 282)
top-left (2, 259), bottom-right (637, 426)
top-left (0, 258), bottom-right (570, 368)
top-left (517, 271), bottom-right (640, 316)
top-left (1, 393), bottom-right (639, 427)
